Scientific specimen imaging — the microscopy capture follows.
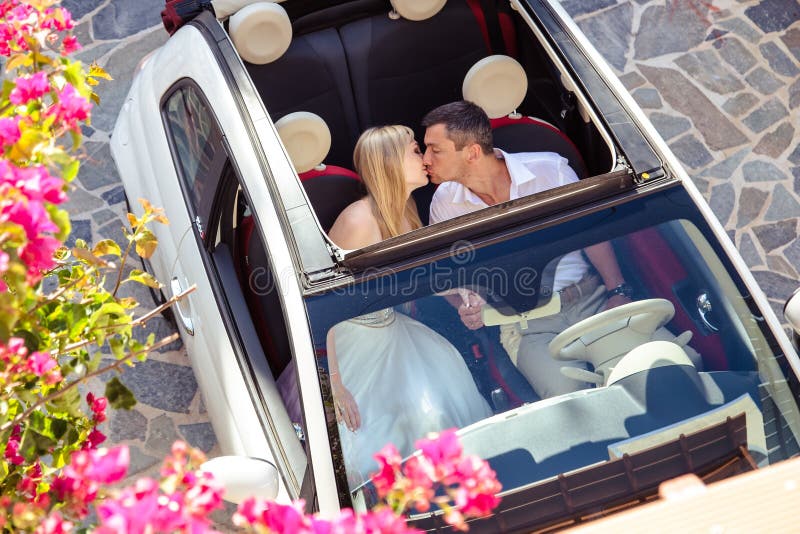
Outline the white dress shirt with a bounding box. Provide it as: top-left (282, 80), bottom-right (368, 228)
top-left (429, 149), bottom-right (588, 290)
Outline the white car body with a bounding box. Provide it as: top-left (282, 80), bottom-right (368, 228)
top-left (112, 0), bottom-right (800, 528)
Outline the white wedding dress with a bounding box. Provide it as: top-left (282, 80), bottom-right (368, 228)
top-left (333, 308), bottom-right (492, 488)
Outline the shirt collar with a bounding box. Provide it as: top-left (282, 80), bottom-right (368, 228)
top-left (498, 148), bottom-right (538, 188)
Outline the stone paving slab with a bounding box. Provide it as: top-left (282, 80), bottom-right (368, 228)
top-left (58, 0), bottom-right (800, 520)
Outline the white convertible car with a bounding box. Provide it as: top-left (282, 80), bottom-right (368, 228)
top-left (111, 0), bottom-right (800, 530)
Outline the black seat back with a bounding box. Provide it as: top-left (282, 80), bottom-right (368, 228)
top-left (340, 1), bottom-right (490, 140)
top-left (245, 28), bottom-right (360, 168)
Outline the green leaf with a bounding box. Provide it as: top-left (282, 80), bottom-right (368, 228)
top-left (127, 269), bottom-right (161, 289)
top-left (48, 384), bottom-right (82, 418)
top-left (48, 206), bottom-right (71, 242)
top-left (105, 377), bottom-right (136, 410)
top-left (62, 159), bottom-right (80, 182)
top-left (29, 411), bottom-right (67, 441)
top-left (108, 337), bottom-right (125, 359)
top-left (92, 239), bottom-right (122, 257)
top-left (134, 229), bottom-right (158, 259)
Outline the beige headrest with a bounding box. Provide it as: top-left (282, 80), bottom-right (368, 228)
top-left (463, 55), bottom-right (528, 119)
top-left (229, 2), bottom-right (291, 65)
top-left (212, 0), bottom-right (286, 20)
top-left (274, 112), bottom-right (331, 173)
top-left (390, 0), bottom-right (447, 21)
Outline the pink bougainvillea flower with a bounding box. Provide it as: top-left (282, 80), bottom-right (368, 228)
top-left (27, 350), bottom-right (56, 376)
top-left (0, 117), bottom-right (20, 146)
top-left (61, 34), bottom-right (80, 54)
top-left (35, 512), bottom-right (74, 534)
top-left (41, 7), bottom-right (75, 31)
top-left (8, 165), bottom-right (68, 205)
top-left (86, 392), bottom-right (108, 422)
top-left (0, 250), bottom-right (8, 291)
top-left (417, 429), bottom-right (461, 464)
top-left (234, 498), bottom-right (313, 533)
top-left (47, 83), bottom-right (91, 131)
top-left (451, 455), bottom-right (501, 518)
top-left (372, 443), bottom-right (402, 497)
top-left (360, 507), bottom-right (421, 534)
top-left (95, 480), bottom-right (160, 534)
top-left (4, 437), bottom-right (24, 466)
top-left (84, 446), bottom-right (129, 484)
top-left (233, 496), bottom-right (270, 527)
top-left (9, 72), bottom-right (50, 105)
top-left (25, 349), bottom-right (61, 384)
top-left (4, 198), bottom-right (58, 238)
top-left (84, 428), bottom-right (107, 450)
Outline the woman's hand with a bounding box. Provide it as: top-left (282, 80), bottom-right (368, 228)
top-left (332, 380), bottom-right (361, 432)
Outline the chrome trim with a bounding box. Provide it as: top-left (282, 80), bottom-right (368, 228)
top-left (510, 0), bottom-right (617, 170)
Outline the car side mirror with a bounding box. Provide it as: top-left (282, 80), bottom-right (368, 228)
top-left (783, 288), bottom-right (800, 350)
top-left (201, 456), bottom-right (280, 504)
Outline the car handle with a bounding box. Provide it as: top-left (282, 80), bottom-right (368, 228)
top-left (170, 277), bottom-right (195, 336)
top-left (696, 292), bottom-right (719, 333)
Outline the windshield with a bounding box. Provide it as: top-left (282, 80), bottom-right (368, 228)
top-left (304, 184), bottom-right (800, 511)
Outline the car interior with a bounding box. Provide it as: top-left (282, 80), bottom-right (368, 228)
top-left (229, 0), bottom-right (613, 227)
top-left (217, 0), bottom-right (798, 465)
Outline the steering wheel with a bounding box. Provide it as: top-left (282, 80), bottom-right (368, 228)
top-left (548, 299), bottom-right (676, 383)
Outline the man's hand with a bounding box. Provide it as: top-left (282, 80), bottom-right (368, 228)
top-left (458, 290), bottom-right (486, 330)
top-left (603, 294), bottom-right (632, 311)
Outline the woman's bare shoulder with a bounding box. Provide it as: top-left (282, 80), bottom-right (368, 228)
top-left (328, 198), bottom-right (382, 249)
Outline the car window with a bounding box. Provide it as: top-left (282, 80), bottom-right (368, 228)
top-left (162, 82), bottom-right (225, 231)
top-left (305, 185), bottom-right (800, 510)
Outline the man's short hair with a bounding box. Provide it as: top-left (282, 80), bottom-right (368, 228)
top-left (422, 100), bottom-right (494, 155)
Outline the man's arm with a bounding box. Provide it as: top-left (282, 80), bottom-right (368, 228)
top-left (583, 241), bottom-right (631, 310)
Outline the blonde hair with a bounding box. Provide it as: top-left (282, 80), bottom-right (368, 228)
top-left (353, 125), bottom-right (423, 239)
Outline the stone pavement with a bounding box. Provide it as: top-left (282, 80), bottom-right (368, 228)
top-left (61, 0), bottom-right (799, 496)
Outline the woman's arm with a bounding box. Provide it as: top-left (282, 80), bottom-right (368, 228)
top-left (326, 329), bottom-right (361, 431)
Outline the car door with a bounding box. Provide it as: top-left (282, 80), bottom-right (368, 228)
top-left (144, 17), bottom-right (338, 510)
top-left (161, 77), bottom-right (314, 502)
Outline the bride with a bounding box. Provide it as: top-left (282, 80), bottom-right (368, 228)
top-left (327, 125), bottom-right (492, 487)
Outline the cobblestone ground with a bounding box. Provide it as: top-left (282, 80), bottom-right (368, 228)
top-left (62, 0), bottom-right (798, 506)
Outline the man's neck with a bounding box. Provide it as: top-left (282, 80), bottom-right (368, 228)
top-left (464, 155), bottom-right (511, 206)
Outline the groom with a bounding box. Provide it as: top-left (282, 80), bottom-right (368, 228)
top-left (421, 100), bottom-right (633, 399)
